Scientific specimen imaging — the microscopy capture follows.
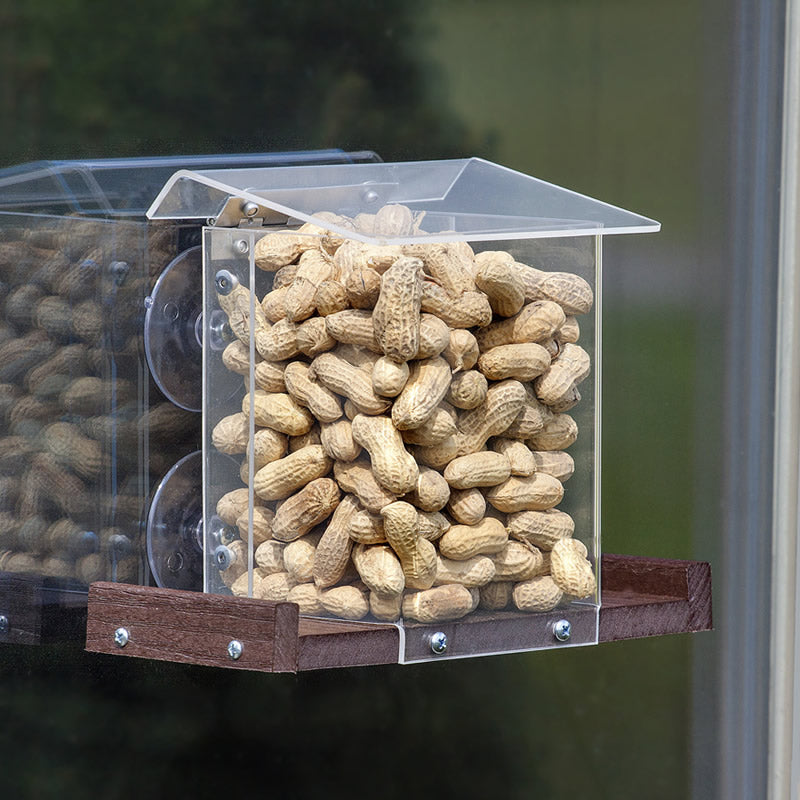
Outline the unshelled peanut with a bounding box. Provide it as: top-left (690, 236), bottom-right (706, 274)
top-left (271, 477), bottom-right (340, 541)
top-left (253, 445), bottom-right (331, 501)
top-left (333, 457), bottom-right (396, 513)
top-left (372, 256), bottom-right (424, 362)
top-left (313, 494), bottom-right (358, 588)
top-left (351, 414), bottom-right (419, 496)
top-left (402, 584), bottom-right (477, 623)
top-left (391, 356), bottom-right (452, 430)
top-left (438, 517), bottom-right (508, 560)
top-left (381, 501), bottom-right (437, 590)
top-left (353, 543), bottom-right (405, 596)
top-left (446, 487), bottom-right (486, 526)
top-left (444, 451), bottom-right (511, 490)
top-left (550, 538), bottom-right (596, 598)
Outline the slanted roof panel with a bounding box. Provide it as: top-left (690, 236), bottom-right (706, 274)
top-left (146, 157), bottom-right (660, 241)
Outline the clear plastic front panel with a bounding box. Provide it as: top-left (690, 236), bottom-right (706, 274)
top-left (204, 214), bottom-right (600, 661)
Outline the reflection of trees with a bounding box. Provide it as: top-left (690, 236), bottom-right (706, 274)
top-left (0, 0), bottom-right (482, 164)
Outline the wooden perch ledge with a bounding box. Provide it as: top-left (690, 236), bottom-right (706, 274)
top-left (82, 554), bottom-right (712, 672)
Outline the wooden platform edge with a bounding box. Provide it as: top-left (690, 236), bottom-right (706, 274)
top-left (85, 582), bottom-right (299, 672)
top-left (82, 554), bottom-right (712, 672)
top-left (599, 554), bottom-right (713, 642)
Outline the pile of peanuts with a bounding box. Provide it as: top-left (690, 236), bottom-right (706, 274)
top-left (211, 204), bottom-right (596, 624)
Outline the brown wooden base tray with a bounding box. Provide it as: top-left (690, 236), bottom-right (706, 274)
top-left (85, 554), bottom-right (712, 672)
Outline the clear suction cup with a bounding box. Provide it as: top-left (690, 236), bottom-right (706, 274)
top-left (144, 247), bottom-right (204, 411)
top-left (146, 450), bottom-right (239, 591)
top-left (144, 247), bottom-right (240, 412)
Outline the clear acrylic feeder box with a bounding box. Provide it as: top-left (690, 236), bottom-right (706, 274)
top-left (0, 151), bottom-right (378, 608)
top-left (148, 158), bottom-right (659, 662)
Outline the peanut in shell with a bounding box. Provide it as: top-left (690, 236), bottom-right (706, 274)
top-left (513, 575), bottom-right (564, 612)
top-left (333, 457), bottom-right (396, 513)
top-left (372, 256), bottom-right (424, 362)
top-left (550, 538), bottom-right (596, 598)
top-left (438, 517), bottom-right (508, 561)
top-left (391, 356), bottom-right (452, 430)
top-left (253, 445), bottom-right (332, 501)
top-left (485, 473), bottom-right (564, 514)
top-left (381, 500), bottom-right (437, 590)
top-left (353, 543), bottom-right (405, 596)
top-left (313, 494), bottom-right (359, 588)
top-left (506, 508), bottom-right (575, 550)
top-left (351, 414), bottom-right (419, 496)
top-left (271, 477), bottom-right (340, 541)
top-left (245, 390), bottom-right (314, 436)
top-left (402, 583), bottom-right (476, 623)
top-left (444, 451), bottom-right (511, 490)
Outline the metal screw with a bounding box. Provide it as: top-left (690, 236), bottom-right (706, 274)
top-left (206, 217), bottom-right (217, 227)
top-left (108, 261), bottom-right (130, 286)
top-left (108, 534), bottom-right (133, 558)
top-left (429, 631), bottom-right (448, 655)
top-left (234, 239), bottom-right (249, 254)
top-left (228, 640), bottom-right (243, 660)
top-left (0, 615), bottom-right (8, 634)
top-left (206, 310), bottom-right (235, 350)
top-left (114, 627), bottom-right (130, 648)
top-left (242, 201), bottom-right (259, 217)
top-left (362, 188), bottom-right (380, 204)
top-left (214, 544), bottom-right (233, 570)
top-left (214, 269), bottom-right (237, 296)
top-left (553, 619), bottom-right (571, 642)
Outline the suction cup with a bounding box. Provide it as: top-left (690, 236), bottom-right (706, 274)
top-left (144, 247), bottom-right (203, 411)
top-left (144, 247), bottom-right (240, 413)
top-left (146, 450), bottom-right (240, 591)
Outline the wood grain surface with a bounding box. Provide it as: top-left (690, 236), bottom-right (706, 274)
top-left (86, 582), bottom-right (299, 672)
top-left (83, 554), bottom-right (712, 672)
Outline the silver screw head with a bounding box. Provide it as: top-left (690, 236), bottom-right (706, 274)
top-left (214, 544), bottom-right (234, 571)
top-left (114, 627), bottom-right (130, 647)
top-left (227, 640), bottom-right (243, 660)
top-left (241, 201), bottom-right (259, 217)
top-left (429, 631), bottom-right (448, 655)
top-left (553, 619), bottom-right (571, 642)
top-left (234, 239), bottom-right (249, 254)
top-left (0, 615), bottom-right (8, 634)
top-left (362, 189), bottom-right (380, 204)
top-left (214, 269), bottom-right (237, 296)
top-left (108, 260), bottom-right (130, 286)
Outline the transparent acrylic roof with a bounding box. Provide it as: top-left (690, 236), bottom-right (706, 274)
top-left (146, 157), bottom-right (660, 242)
top-left (0, 150), bottom-right (380, 217)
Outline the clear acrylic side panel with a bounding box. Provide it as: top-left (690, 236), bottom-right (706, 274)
top-left (203, 223), bottom-right (599, 662)
top-left (0, 211), bottom-right (194, 588)
top-left (202, 227), bottom-right (272, 596)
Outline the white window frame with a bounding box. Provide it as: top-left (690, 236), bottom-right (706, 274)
top-left (769, 2), bottom-right (800, 796)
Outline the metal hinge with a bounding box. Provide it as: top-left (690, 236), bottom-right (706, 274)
top-left (207, 197), bottom-right (289, 228)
